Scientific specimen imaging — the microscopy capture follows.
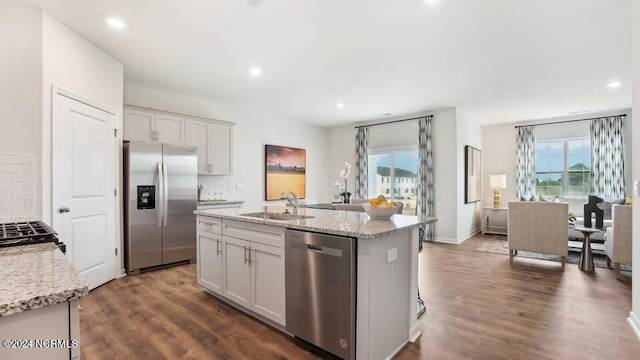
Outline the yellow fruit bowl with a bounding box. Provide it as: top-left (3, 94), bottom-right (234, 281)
top-left (362, 203), bottom-right (400, 220)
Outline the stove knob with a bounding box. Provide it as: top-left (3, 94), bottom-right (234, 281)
top-left (58, 206), bottom-right (71, 213)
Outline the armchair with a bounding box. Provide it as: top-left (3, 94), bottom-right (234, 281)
top-left (604, 205), bottom-right (632, 279)
top-left (508, 202), bottom-right (569, 271)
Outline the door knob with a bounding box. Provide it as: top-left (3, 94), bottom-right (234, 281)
top-left (58, 206), bottom-right (71, 213)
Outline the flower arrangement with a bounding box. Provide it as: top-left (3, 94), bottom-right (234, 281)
top-left (338, 161), bottom-right (352, 202)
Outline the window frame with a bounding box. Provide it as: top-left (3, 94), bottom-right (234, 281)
top-left (367, 145), bottom-right (418, 202)
top-left (535, 137), bottom-right (590, 198)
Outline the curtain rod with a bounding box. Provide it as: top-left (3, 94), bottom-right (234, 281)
top-left (355, 115), bottom-right (433, 129)
top-left (514, 114), bottom-right (627, 129)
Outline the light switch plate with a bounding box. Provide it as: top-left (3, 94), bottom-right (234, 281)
top-left (634, 180), bottom-right (639, 196)
top-left (387, 248), bottom-right (398, 263)
top-left (236, 183), bottom-right (243, 190)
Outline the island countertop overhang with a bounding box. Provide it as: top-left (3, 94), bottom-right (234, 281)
top-left (194, 206), bottom-right (437, 239)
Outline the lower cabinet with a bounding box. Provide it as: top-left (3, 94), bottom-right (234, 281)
top-left (197, 232), bottom-right (223, 295)
top-left (196, 216), bottom-right (286, 326)
top-left (222, 235), bottom-right (286, 326)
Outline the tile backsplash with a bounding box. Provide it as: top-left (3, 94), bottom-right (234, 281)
top-left (0, 154), bottom-right (34, 221)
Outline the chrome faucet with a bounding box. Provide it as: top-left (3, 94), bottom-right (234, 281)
top-left (286, 191), bottom-right (300, 214)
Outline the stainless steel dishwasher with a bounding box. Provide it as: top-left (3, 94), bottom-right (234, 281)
top-left (285, 229), bottom-right (356, 360)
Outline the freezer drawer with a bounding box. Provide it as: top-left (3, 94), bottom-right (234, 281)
top-left (285, 229), bottom-right (356, 360)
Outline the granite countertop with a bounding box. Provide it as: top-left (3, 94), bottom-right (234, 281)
top-left (195, 206), bottom-right (437, 239)
top-left (0, 243), bottom-right (88, 317)
top-left (197, 200), bottom-right (245, 205)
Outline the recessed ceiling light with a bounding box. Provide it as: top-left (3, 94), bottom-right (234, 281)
top-left (249, 67), bottom-right (263, 76)
top-left (106, 18), bottom-right (126, 29)
top-left (606, 81), bottom-right (622, 88)
top-left (336, 103), bottom-right (345, 109)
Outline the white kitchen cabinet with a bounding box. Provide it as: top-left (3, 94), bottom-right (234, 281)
top-left (197, 217), bottom-right (223, 295)
top-left (123, 107), bottom-right (184, 145)
top-left (197, 232), bottom-right (223, 295)
top-left (185, 119), bottom-right (233, 175)
top-left (250, 242), bottom-right (286, 325)
top-left (222, 235), bottom-right (251, 308)
top-left (0, 299), bottom-right (80, 360)
top-left (219, 220), bottom-right (286, 326)
top-left (123, 109), bottom-right (155, 142)
top-left (155, 114), bottom-right (184, 144)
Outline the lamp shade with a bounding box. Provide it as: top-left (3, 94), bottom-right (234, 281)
top-left (490, 174), bottom-right (507, 189)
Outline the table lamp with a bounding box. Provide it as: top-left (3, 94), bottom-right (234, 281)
top-left (490, 174), bottom-right (507, 208)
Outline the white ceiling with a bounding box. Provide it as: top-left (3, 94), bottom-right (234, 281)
top-left (21, 0), bottom-right (631, 127)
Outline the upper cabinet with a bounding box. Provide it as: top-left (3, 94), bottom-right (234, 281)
top-left (124, 105), bottom-right (235, 175)
top-left (185, 120), bottom-right (233, 175)
top-left (123, 108), bottom-right (184, 144)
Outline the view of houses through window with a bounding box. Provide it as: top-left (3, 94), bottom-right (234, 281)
top-left (535, 138), bottom-right (591, 197)
top-left (367, 148), bottom-right (418, 215)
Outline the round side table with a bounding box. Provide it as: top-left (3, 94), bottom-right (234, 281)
top-left (573, 226), bottom-right (602, 272)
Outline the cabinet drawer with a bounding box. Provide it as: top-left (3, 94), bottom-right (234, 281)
top-left (197, 217), bottom-right (222, 234)
top-left (223, 220), bottom-right (285, 248)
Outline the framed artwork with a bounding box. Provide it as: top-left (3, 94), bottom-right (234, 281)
top-left (465, 145), bottom-right (481, 203)
top-left (265, 145), bottom-right (306, 201)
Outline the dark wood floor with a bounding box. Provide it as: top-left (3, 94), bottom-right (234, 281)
top-left (80, 233), bottom-right (638, 359)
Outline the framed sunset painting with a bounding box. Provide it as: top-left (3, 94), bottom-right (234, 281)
top-left (265, 145), bottom-right (306, 200)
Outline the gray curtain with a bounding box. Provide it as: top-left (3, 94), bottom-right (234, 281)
top-left (417, 116), bottom-right (434, 241)
top-left (515, 126), bottom-right (536, 198)
top-left (354, 127), bottom-right (368, 199)
top-left (590, 116), bottom-right (625, 198)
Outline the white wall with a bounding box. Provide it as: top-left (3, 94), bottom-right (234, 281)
top-left (456, 110), bottom-right (483, 241)
top-left (124, 84), bottom-right (331, 208)
top-left (327, 108), bottom-right (460, 242)
top-left (481, 108), bottom-right (633, 213)
top-left (630, 0), bottom-right (640, 339)
top-left (0, 2), bottom-right (43, 219)
top-left (41, 12), bottom-right (124, 224)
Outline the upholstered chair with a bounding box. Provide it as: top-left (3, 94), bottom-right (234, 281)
top-left (605, 205), bottom-right (632, 279)
top-left (508, 202), bottom-right (569, 271)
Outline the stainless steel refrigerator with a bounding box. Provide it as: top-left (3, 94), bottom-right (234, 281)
top-left (124, 141), bottom-right (197, 274)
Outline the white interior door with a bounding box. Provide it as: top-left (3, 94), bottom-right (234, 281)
top-left (52, 89), bottom-right (117, 290)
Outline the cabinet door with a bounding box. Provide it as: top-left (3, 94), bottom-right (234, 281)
top-left (155, 114), bottom-right (184, 144)
top-left (250, 242), bottom-right (286, 325)
top-left (197, 232), bottom-right (223, 294)
top-left (184, 120), bottom-right (210, 174)
top-left (123, 109), bottom-right (154, 142)
top-left (209, 124), bottom-right (232, 175)
top-left (222, 236), bottom-right (251, 308)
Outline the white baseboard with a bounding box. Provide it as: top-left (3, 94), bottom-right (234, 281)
top-left (433, 228), bottom-right (480, 245)
top-left (432, 237), bottom-right (460, 244)
top-left (457, 228), bottom-right (480, 243)
top-left (385, 340), bottom-right (408, 360)
top-left (629, 311), bottom-right (640, 341)
top-left (409, 323), bottom-right (422, 343)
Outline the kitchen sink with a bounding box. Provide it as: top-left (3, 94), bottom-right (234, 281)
top-left (240, 212), bottom-right (315, 221)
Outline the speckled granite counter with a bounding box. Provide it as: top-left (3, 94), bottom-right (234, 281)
top-left (0, 243), bottom-right (88, 317)
top-left (197, 200), bottom-right (244, 206)
top-left (195, 205), bottom-right (436, 239)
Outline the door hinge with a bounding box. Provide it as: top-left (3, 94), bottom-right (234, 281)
top-left (115, 248), bottom-right (118, 256)
top-left (114, 128), bottom-right (119, 138)
top-left (114, 188), bottom-right (117, 197)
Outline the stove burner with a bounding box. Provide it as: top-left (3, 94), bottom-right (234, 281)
top-left (0, 221), bottom-right (56, 240)
top-left (0, 221), bottom-right (65, 253)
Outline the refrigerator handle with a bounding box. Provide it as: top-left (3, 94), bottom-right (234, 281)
top-left (162, 162), bottom-right (169, 227)
top-left (157, 162), bottom-right (164, 228)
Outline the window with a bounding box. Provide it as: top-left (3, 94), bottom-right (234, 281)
top-left (367, 147), bottom-right (418, 215)
top-left (535, 138), bottom-right (590, 197)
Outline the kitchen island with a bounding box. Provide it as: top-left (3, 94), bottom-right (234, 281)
top-left (195, 205), bottom-right (436, 360)
top-left (0, 243), bottom-right (88, 360)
